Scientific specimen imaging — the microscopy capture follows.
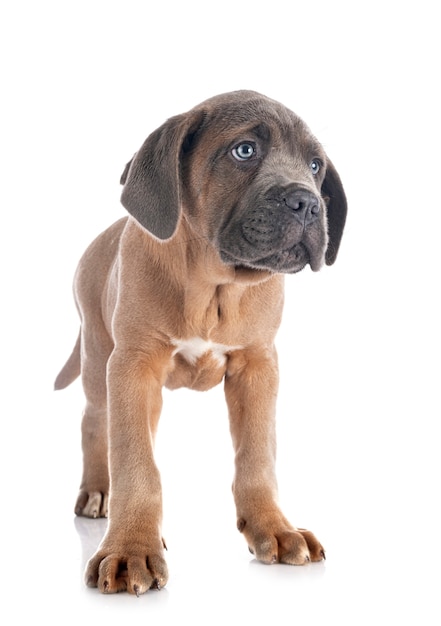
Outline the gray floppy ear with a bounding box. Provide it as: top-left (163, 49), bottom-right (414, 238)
top-left (120, 111), bottom-right (205, 240)
top-left (322, 158), bottom-right (348, 265)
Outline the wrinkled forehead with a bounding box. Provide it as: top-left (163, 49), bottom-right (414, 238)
top-left (194, 91), bottom-right (322, 153)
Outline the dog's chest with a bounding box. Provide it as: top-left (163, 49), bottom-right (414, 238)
top-left (172, 337), bottom-right (241, 366)
top-left (166, 337), bottom-right (242, 391)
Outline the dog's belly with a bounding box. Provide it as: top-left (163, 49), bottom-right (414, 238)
top-left (165, 337), bottom-right (242, 391)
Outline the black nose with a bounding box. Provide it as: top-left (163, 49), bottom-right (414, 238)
top-left (283, 188), bottom-right (320, 225)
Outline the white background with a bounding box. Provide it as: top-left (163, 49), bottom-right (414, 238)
top-left (1, 1), bottom-right (440, 623)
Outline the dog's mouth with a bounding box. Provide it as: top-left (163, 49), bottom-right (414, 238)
top-left (220, 242), bottom-right (321, 274)
top-left (218, 200), bottom-right (327, 275)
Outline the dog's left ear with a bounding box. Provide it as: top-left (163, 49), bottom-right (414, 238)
top-left (322, 159), bottom-right (347, 265)
top-left (120, 110), bottom-right (205, 240)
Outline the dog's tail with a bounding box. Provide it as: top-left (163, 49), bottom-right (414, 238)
top-left (54, 331), bottom-right (81, 390)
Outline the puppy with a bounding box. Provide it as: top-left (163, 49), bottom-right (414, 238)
top-left (55, 90), bottom-right (347, 594)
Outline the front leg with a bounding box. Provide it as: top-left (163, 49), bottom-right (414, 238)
top-left (225, 347), bottom-right (325, 564)
top-left (85, 348), bottom-right (169, 594)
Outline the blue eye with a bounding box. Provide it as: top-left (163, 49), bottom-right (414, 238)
top-left (232, 142), bottom-right (256, 161)
top-left (310, 159), bottom-right (321, 175)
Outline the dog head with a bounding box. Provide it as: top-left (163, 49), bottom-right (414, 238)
top-left (120, 90), bottom-right (347, 273)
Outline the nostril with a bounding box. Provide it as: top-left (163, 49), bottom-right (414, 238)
top-left (284, 191), bottom-right (320, 212)
top-left (282, 188), bottom-right (320, 224)
top-left (284, 193), bottom-right (304, 211)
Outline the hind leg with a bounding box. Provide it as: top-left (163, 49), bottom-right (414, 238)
top-left (75, 323), bottom-right (113, 519)
top-left (75, 404), bottom-right (109, 518)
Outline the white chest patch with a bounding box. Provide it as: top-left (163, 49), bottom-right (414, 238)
top-left (171, 337), bottom-right (242, 367)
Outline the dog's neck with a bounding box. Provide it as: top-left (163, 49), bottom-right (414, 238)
top-left (131, 217), bottom-right (279, 338)
top-left (173, 237), bottom-right (277, 337)
top-left (137, 217), bottom-right (275, 289)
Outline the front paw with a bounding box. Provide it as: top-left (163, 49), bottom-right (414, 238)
top-left (85, 541), bottom-right (168, 595)
top-left (238, 518), bottom-right (325, 565)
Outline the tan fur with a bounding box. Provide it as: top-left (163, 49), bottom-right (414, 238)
top-left (55, 91), bottom-right (346, 594)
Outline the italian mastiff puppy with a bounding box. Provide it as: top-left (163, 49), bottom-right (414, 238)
top-left (55, 90), bottom-right (347, 595)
